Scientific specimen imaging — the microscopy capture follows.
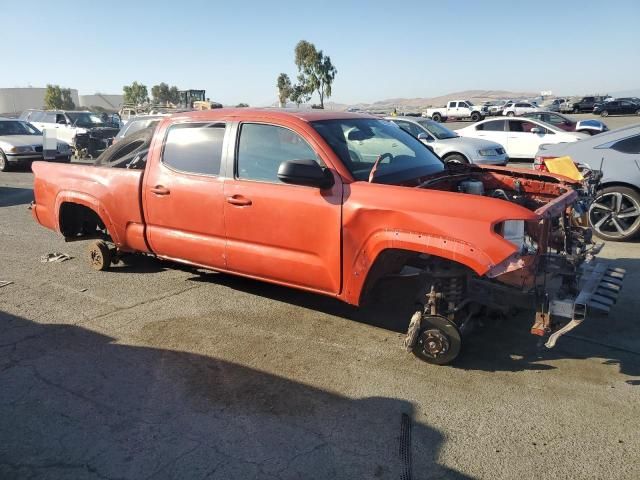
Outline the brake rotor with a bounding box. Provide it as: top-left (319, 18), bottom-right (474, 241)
top-left (413, 315), bottom-right (462, 365)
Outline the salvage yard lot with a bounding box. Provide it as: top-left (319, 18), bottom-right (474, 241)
top-left (1, 119), bottom-right (640, 478)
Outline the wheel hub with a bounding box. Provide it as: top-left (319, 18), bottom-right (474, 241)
top-left (420, 329), bottom-right (450, 358)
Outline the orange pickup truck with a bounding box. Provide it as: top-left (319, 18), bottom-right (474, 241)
top-left (31, 109), bottom-right (624, 364)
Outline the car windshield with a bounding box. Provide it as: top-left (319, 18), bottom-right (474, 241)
top-left (0, 120), bottom-right (41, 136)
top-left (66, 112), bottom-right (105, 128)
top-left (311, 118), bottom-right (444, 183)
top-left (417, 120), bottom-right (458, 140)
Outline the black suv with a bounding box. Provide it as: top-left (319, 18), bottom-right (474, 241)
top-left (571, 96), bottom-right (608, 113)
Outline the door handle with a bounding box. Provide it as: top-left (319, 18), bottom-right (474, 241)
top-left (226, 195), bottom-right (252, 206)
top-left (150, 185), bottom-right (170, 195)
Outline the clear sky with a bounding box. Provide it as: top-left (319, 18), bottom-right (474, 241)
top-left (4, 0), bottom-right (639, 106)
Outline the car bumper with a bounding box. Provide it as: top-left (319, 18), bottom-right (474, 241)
top-left (472, 154), bottom-right (509, 166)
top-left (6, 153), bottom-right (71, 164)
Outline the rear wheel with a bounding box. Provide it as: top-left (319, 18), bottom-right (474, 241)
top-left (444, 153), bottom-right (468, 164)
top-left (86, 240), bottom-right (113, 271)
top-left (432, 113), bottom-right (442, 122)
top-left (506, 111), bottom-right (515, 117)
top-left (600, 110), bottom-right (609, 117)
top-left (589, 187), bottom-right (640, 241)
top-left (412, 315), bottom-right (462, 365)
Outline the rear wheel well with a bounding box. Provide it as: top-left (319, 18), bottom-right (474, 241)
top-left (597, 181), bottom-right (640, 195)
top-left (59, 202), bottom-right (106, 239)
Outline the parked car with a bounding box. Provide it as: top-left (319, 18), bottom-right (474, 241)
top-left (386, 116), bottom-right (508, 165)
top-left (112, 114), bottom-right (167, 144)
top-left (544, 98), bottom-right (571, 113)
top-left (593, 100), bottom-right (640, 117)
top-left (0, 118), bottom-right (71, 171)
top-left (535, 124), bottom-right (640, 241)
top-left (456, 117), bottom-right (587, 159)
top-left (423, 100), bottom-right (487, 122)
top-left (571, 96), bottom-right (608, 113)
top-left (485, 100), bottom-right (506, 116)
top-left (19, 109), bottom-right (119, 158)
top-left (523, 111), bottom-right (609, 135)
top-left (502, 102), bottom-right (540, 117)
top-left (30, 109), bottom-right (623, 364)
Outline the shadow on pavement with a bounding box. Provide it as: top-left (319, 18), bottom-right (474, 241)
top-left (0, 186), bottom-right (33, 207)
top-left (0, 311), bottom-right (473, 480)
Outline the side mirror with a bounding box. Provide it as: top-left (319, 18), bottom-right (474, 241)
top-left (417, 132), bottom-right (433, 142)
top-left (530, 127), bottom-right (543, 134)
top-left (278, 159), bottom-right (334, 189)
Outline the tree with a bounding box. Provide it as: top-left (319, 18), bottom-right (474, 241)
top-left (44, 84), bottom-right (75, 110)
top-left (123, 81), bottom-right (149, 105)
top-left (293, 40), bottom-right (337, 109)
top-left (289, 83), bottom-right (311, 108)
top-left (276, 73), bottom-right (292, 107)
top-left (151, 82), bottom-right (181, 105)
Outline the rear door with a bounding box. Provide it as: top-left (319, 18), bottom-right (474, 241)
top-left (143, 120), bottom-right (228, 269)
top-left (223, 121), bottom-right (342, 294)
top-left (472, 119), bottom-right (506, 144)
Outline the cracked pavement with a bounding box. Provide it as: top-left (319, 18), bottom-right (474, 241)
top-left (1, 171), bottom-right (640, 479)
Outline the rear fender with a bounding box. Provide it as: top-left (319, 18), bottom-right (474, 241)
top-left (55, 191), bottom-right (119, 244)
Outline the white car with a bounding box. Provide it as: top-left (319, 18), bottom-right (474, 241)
top-left (0, 118), bottom-right (71, 171)
top-left (502, 101), bottom-right (540, 117)
top-left (456, 117), bottom-right (587, 159)
top-left (386, 116), bottom-right (508, 165)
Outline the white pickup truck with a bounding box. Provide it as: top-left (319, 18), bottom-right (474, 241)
top-left (423, 100), bottom-right (488, 123)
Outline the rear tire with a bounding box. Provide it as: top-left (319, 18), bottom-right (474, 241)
top-left (432, 113), bottom-right (442, 122)
top-left (600, 110), bottom-right (609, 117)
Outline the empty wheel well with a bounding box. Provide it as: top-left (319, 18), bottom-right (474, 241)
top-left (59, 202), bottom-right (106, 238)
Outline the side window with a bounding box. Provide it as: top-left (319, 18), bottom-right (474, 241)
top-left (457, 102), bottom-right (467, 108)
top-left (611, 135), bottom-right (640, 154)
top-left (55, 114), bottom-right (67, 125)
top-left (396, 121), bottom-right (422, 138)
top-left (42, 112), bottom-right (56, 124)
top-left (508, 120), bottom-right (525, 132)
top-left (237, 123), bottom-right (320, 183)
top-left (477, 120), bottom-right (505, 131)
top-left (162, 122), bottom-right (225, 175)
top-left (448, 101), bottom-right (456, 108)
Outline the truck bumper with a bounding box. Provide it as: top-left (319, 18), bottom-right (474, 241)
top-left (543, 261), bottom-right (626, 348)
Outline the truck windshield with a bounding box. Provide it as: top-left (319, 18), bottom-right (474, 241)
top-left (66, 112), bottom-right (105, 128)
top-left (417, 120), bottom-right (458, 140)
top-left (311, 118), bottom-right (444, 182)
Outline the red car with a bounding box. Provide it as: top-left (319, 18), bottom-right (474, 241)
top-left (30, 109), bottom-right (624, 364)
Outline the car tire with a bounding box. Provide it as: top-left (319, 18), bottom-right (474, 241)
top-left (0, 151), bottom-right (9, 172)
top-left (444, 153), bottom-right (468, 164)
top-left (589, 186), bottom-right (640, 241)
top-left (471, 112), bottom-right (481, 122)
top-left (506, 111), bottom-right (515, 117)
top-left (600, 110), bottom-right (609, 117)
top-left (432, 113), bottom-right (442, 122)
top-left (636, 109), bottom-right (640, 116)
top-left (87, 240), bottom-right (113, 271)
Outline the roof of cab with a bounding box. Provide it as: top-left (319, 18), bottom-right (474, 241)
top-left (169, 108), bottom-right (378, 123)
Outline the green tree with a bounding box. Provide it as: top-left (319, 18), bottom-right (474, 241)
top-left (293, 40), bottom-right (337, 109)
top-left (276, 73), bottom-right (292, 107)
top-left (123, 81), bottom-right (149, 105)
top-left (151, 82), bottom-right (181, 105)
top-left (289, 83), bottom-right (311, 108)
top-left (44, 84), bottom-right (75, 110)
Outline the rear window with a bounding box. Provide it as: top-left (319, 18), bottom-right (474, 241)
top-left (612, 135), bottom-right (640, 154)
top-left (162, 122), bottom-right (225, 175)
top-left (125, 119), bottom-right (160, 137)
top-left (476, 120), bottom-right (505, 131)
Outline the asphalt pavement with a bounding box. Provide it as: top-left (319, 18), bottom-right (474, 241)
top-left (1, 136), bottom-right (640, 479)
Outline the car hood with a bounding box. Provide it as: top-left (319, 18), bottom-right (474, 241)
top-left (0, 135), bottom-right (43, 148)
top-left (438, 136), bottom-right (504, 150)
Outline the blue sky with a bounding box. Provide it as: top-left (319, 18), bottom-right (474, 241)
top-left (3, 0), bottom-right (639, 105)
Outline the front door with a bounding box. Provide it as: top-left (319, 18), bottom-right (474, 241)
top-left (143, 121), bottom-right (228, 269)
top-left (223, 122), bottom-right (342, 294)
top-left (506, 120), bottom-right (549, 158)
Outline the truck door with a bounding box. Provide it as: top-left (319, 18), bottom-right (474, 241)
top-left (448, 101), bottom-right (458, 118)
top-left (223, 122), bottom-right (342, 294)
top-left (143, 121), bottom-right (228, 269)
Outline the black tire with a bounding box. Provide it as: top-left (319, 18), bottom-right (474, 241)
top-left (0, 151), bottom-right (9, 172)
top-left (412, 315), bottom-right (462, 365)
top-left (600, 110), bottom-right (609, 117)
top-left (506, 111), bottom-right (515, 117)
top-left (589, 186), bottom-right (640, 241)
top-left (431, 113), bottom-right (442, 122)
top-left (86, 240), bottom-right (112, 271)
top-left (444, 153), bottom-right (468, 164)
top-left (471, 112), bottom-right (481, 122)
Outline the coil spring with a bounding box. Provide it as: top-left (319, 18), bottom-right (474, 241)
top-left (440, 276), bottom-right (465, 307)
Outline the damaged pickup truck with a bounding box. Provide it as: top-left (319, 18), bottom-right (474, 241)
top-left (30, 109), bottom-right (625, 364)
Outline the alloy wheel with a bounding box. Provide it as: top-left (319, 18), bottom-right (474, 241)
top-left (589, 191), bottom-right (640, 240)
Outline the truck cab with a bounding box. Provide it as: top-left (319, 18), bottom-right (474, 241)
top-left (424, 100), bottom-right (486, 123)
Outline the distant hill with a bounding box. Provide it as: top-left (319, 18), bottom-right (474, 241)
top-left (322, 89), bottom-right (540, 113)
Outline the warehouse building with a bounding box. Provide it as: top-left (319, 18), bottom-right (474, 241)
top-left (0, 87), bottom-right (122, 116)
